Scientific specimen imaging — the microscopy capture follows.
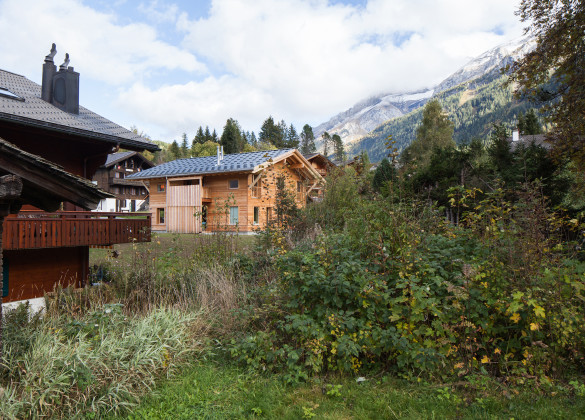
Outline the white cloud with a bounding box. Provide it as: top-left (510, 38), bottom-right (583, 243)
top-left (0, 0), bottom-right (525, 142)
top-left (0, 0), bottom-right (204, 86)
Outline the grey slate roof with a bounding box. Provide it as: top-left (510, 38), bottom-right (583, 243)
top-left (128, 149), bottom-right (294, 179)
top-left (105, 151), bottom-right (135, 167)
top-left (507, 134), bottom-right (551, 151)
top-left (0, 69), bottom-right (158, 152)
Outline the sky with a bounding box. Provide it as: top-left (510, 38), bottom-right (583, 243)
top-left (0, 0), bottom-right (525, 143)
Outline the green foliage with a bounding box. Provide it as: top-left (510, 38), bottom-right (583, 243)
top-left (403, 99), bottom-right (455, 167)
top-left (300, 124), bottom-right (316, 154)
top-left (220, 118), bottom-right (243, 154)
top-left (372, 158), bottom-right (396, 194)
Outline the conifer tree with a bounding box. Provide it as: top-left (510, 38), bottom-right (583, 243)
top-left (204, 126), bottom-right (212, 143)
top-left (220, 118), bottom-right (242, 154)
top-left (287, 124), bottom-right (299, 148)
top-left (321, 132), bottom-right (331, 157)
top-left (169, 140), bottom-right (181, 160)
top-left (180, 133), bottom-right (189, 158)
top-left (332, 134), bottom-right (345, 162)
top-left (300, 124), bottom-right (316, 154)
top-left (403, 99), bottom-right (455, 166)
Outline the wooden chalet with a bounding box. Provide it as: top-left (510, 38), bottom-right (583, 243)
top-left (93, 151), bottom-right (154, 212)
top-left (128, 148), bottom-right (325, 233)
top-left (303, 153), bottom-right (335, 200)
top-left (0, 44), bottom-right (159, 304)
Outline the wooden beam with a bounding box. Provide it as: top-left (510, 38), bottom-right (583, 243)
top-left (249, 171), bottom-right (263, 189)
top-left (306, 181), bottom-right (319, 194)
top-left (288, 163), bottom-right (304, 169)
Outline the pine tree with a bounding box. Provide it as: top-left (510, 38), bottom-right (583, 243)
top-left (287, 124), bottom-right (299, 148)
top-left (372, 158), bottom-right (396, 193)
top-left (300, 124), bottom-right (316, 154)
top-left (180, 133), bottom-right (189, 158)
top-left (169, 140), bottom-right (181, 160)
top-left (321, 132), bottom-right (332, 157)
top-left (332, 134), bottom-right (345, 162)
top-left (204, 126), bottom-right (212, 143)
top-left (194, 126), bottom-right (205, 144)
top-left (524, 109), bottom-right (542, 135)
top-left (220, 118), bottom-right (242, 154)
top-left (212, 129), bottom-right (219, 143)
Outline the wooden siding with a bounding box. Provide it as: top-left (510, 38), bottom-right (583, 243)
top-left (3, 247), bottom-right (87, 302)
top-left (167, 184), bottom-right (202, 233)
top-left (143, 156), bottom-right (319, 233)
top-left (3, 211), bottom-right (150, 250)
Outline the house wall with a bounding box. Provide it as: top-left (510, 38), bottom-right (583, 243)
top-left (144, 161), bottom-right (313, 233)
top-left (3, 246), bottom-right (88, 302)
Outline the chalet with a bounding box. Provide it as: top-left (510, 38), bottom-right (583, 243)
top-left (128, 148), bottom-right (325, 233)
top-left (0, 44), bottom-right (159, 305)
top-left (508, 130), bottom-right (551, 151)
top-left (303, 153), bottom-right (335, 200)
top-left (93, 151), bottom-right (154, 212)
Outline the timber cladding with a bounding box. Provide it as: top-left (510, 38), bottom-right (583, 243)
top-left (3, 246), bottom-right (87, 302)
top-left (136, 149), bottom-right (324, 234)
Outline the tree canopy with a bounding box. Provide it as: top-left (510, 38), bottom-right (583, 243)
top-left (402, 99), bottom-right (455, 166)
top-left (300, 124), bottom-right (316, 154)
top-left (509, 0), bottom-right (585, 167)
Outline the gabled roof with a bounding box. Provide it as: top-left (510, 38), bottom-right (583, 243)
top-left (103, 151), bottom-right (154, 168)
top-left (0, 136), bottom-right (112, 211)
top-left (128, 148), bottom-right (296, 179)
top-left (304, 153), bottom-right (336, 167)
top-left (0, 69), bottom-right (158, 152)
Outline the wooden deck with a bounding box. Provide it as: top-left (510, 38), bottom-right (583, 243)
top-left (3, 211), bottom-right (151, 250)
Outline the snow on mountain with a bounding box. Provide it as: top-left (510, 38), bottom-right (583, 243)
top-left (435, 36), bottom-right (536, 93)
top-left (313, 36), bottom-right (535, 150)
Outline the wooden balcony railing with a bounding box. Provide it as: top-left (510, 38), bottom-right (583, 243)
top-left (3, 211), bottom-right (151, 250)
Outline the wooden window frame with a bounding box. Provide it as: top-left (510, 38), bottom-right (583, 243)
top-left (157, 183), bottom-right (165, 192)
top-left (229, 206), bottom-right (239, 225)
top-left (253, 206), bottom-right (259, 225)
top-left (229, 179), bottom-right (239, 189)
top-left (157, 208), bottom-right (165, 224)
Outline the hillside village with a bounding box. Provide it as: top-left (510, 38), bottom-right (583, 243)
top-left (0, 1), bottom-right (584, 418)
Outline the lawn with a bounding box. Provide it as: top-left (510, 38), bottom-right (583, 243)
top-left (115, 360), bottom-right (585, 419)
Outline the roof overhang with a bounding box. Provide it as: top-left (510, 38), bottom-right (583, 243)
top-left (0, 137), bottom-right (112, 211)
top-left (0, 112), bottom-right (160, 152)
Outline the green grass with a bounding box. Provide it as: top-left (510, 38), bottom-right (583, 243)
top-left (114, 361), bottom-right (585, 419)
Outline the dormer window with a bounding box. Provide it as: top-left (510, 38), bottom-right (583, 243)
top-left (0, 87), bottom-right (24, 102)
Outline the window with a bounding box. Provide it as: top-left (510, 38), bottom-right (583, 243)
top-left (266, 207), bottom-right (273, 223)
top-left (253, 207), bottom-right (259, 225)
top-left (229, 179), bottom-right (239, 189)
top-left (297, 181), bottom-right (302, 192)
top-left (0, 87), bottom-right (24, 102)
top-left (157, 183), bottom-right (165, 192)
top-left (229, 206), bottom-right (239, 225)
top-left (157, 208), bottom-right (165, 224)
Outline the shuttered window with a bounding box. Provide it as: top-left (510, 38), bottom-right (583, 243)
top-left (230, 206), bottom-right (239, 225)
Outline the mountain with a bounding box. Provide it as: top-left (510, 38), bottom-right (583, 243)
top-left (314, 36), bottom-right (536, 161)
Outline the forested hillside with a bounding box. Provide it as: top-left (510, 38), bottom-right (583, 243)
top-left (350, 69), bottom-right (542, 162)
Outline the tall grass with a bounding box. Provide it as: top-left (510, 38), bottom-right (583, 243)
top-left (1, 233), bottom-right (252, 418)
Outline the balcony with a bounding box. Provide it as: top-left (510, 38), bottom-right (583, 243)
top-left (3, 211), bottom-right (151, 250)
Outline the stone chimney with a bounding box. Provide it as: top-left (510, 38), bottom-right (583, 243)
top-left (41, 44), bottom-right (80, 115)
top-left (512, 129), bottom-right (520, 142)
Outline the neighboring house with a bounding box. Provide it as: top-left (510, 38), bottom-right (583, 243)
top-left (93, 151), bottom-right (154, 212)
top-left (303, 153), bottom-right (335, 200)
top-left (0, 44), bottom-right (159, 304)
top-left (128, 148), bottom-right (325, 233)
top-left (507, 130), bottom-right (551, 151)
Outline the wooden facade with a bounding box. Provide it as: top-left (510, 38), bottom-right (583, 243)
top-left (137, 149), bottom-right (324, 233)
top-left (92, 152), bottom-right (153, 212)
top-left (0, 48), bottom-right (158, 303)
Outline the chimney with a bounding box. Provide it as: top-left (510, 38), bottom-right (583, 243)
top-left (41, 43), bottom-right (57, 102)
top-left (512, 129), bottom-right (519, 142)
top-left (217, 145), bottom-right (225, 165)
top-left (41, 44), bottom-right (80, 114)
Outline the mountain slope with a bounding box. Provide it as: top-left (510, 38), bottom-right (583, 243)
top-left (315, 36), bottom-right (536, 161)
